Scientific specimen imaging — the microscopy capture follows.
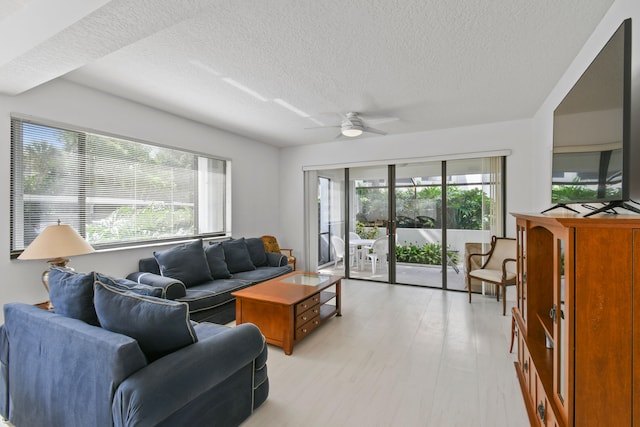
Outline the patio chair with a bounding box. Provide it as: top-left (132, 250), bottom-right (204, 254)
top-left (348, 232), bottom-right (364, 267)
top-left (330, 235), bottom-right (356, 267)
top-left (466, 235), bottom-right (516, 315)
top-left (367, 235), bottom-right (390, 275)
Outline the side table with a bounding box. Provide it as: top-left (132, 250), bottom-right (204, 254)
top-left (35, 301), bottom-right (52, 310)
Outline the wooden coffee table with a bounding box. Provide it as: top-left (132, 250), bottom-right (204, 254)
top-left (232, 271), bottom-right (342, 355)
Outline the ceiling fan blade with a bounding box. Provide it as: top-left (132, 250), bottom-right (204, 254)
top-left (363, 126), bottom-right (387, 135)
top-left (364, 116), bottom-right (399, 125)
top-left (305, 125), bottom-right (340, 130)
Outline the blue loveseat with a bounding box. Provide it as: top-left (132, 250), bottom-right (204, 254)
top-left (127, 237), bottom-right (293, 324)
top-left (0, 273), bottom-right (269, 427)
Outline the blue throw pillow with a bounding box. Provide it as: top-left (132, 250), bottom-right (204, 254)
top-left (153, 239), bottom-right (213, 287)
top-left (221, 238), bottom-right (256, 274)
top-left (48, 267), bottom-right (99, 326)
top-left (94, 272), bottom-right (163, 297)
top-left (94, 281), bottom-right (198, 361)
top-left (204, 243), bottom-right (232, 279)
top-left (245, 237), bottom-right (268, 267)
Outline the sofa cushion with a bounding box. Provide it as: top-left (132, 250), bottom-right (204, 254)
top-left (231, 265), bottom-right (293, 283)
top-left (94, 281), bottom-right (197, 361)
top-left (138, 257), bottom-right (161, 275)
top-left (154, 239), bottom-right (213, 287)
top-left (204, 243), bottom-right (232, 279)
top-left (94, 272), bottom-right (163, 297)
top-left (177, 279), bottom-right (253, 315)
top-left (245, 237), bottom-right (268, 267)
top-left (221, 238), bottom-right (256, 274)
top-left (48, 267), bottom-right (99, 326)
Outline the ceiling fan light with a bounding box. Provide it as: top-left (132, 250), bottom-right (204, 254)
top-left (342, 128), bottom-right (363, 137)
top-left (341, 125), bottom-right (363, 137)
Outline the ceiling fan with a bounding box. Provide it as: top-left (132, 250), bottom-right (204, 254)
top-left (307, 112), bottom-right (398, 138)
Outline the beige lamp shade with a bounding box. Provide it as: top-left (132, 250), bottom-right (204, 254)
top-left (18, 222), bottom-right (95, 261)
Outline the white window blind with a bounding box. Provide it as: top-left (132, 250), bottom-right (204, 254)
top-left (11, 117), bottom-right (229, 254)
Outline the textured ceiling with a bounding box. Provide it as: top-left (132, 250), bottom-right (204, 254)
top-left (0, 0), bottom-right (615, 147)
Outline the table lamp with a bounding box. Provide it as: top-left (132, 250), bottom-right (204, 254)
top-left (18, 220), bottom-right (95, 293)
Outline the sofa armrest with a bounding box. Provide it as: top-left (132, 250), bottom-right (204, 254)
top-left (0, 326), bottom-right (8, 420)
top-left (113, 323), bottom-right (266, 427)
top-left (126, 272), bottom-right (186, 300)
top-left (3, 304), bottom-right (148, 427)
top-left (265, 252), bottom-right (288, 267)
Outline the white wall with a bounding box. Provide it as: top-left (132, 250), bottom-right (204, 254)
top-left (279, 119), bottom-right (537, 269)
top-left (0, 79), bottom-right (282, 318)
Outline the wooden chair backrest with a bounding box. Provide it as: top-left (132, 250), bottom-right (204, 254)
top-left (483, 236), bottom-right (516, 274)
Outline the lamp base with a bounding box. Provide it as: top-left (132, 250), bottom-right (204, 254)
top-left (41, 257), bottom-right (70, 298)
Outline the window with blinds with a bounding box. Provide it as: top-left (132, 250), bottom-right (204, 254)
top-left (10, 116), bottom-right (229, 254)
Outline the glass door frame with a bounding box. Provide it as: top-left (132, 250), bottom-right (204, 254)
top-left (306, 156), bottom-right (507, 290)
top-left (343, 165), bottom-right (396, 283)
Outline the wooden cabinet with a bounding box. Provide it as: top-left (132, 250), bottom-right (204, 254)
top-left (512, 213), bottom-right (640, 427)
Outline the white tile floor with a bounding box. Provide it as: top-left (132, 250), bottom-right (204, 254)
top-left (242, 279), bottom-right (528, 427)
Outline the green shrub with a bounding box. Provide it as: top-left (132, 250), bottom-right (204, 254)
top-left (355, 221), bottom-right (380, 239)
top-left (395, 242), bottom-right (459, 265)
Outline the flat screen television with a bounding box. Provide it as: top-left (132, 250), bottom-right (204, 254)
top-left (549, 18), bottom-right (640, 216)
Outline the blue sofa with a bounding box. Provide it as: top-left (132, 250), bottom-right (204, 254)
top-left (0, 300), bottom-right (268, 427)
top-left (127, 237), bottom-right (293, 324)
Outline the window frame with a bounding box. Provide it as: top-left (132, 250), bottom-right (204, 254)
top-left (10, 115), bottom-right (231, 258)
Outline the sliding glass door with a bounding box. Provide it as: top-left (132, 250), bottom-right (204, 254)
top-left (444, 158), bottom-right (501, 291)
top-left (394, 162), bottom-right (443, 288)
top-left (306, 155), bottom-right (505, 291)
top-left (312, 169), bottom-right (346, 274)
top-left (445, 157), bottom-right (505, 292)
top-left (348, 165), bottom-right (390, 283)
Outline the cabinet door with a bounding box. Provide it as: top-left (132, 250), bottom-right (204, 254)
top-left (634, 229), bottom-right (640, 427)
top-left (574, 227), bottom-right (632, 426)
top-left (552, 235), bottom-right (569, 424)
top-left (543, 396), bottom-right (558, 427)
top-left (516, 221), bottom-right (528, 323)
top-left (519, 334), bottom-right (531, 392)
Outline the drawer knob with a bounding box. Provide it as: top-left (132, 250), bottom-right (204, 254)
top-left (302, 328), bottom-right (307, 333)
top-left (537, 402), bottom-right (545, 422)
top-left (302, 316), bottom-right (307, 321)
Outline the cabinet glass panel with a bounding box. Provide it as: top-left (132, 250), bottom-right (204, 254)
top-left (558, 238), bottom-right (566, 403)
top-left (522, 226), bottom-right (527, 321)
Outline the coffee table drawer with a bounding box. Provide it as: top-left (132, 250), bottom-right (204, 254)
top-left (295, 315), bottom-right (320, 340)
top-left (295, 294), bottom-right (321, 315)
top-left (296, 305), bottom-right (320, 325)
